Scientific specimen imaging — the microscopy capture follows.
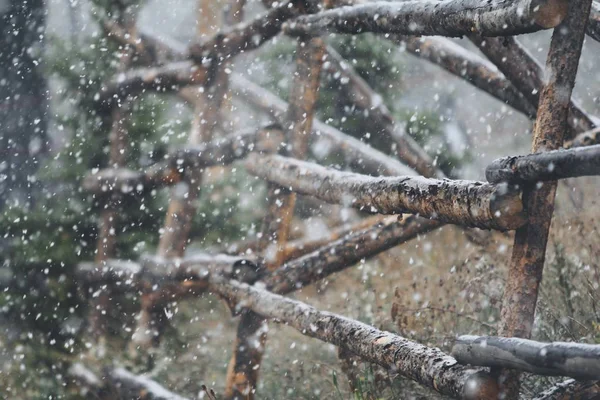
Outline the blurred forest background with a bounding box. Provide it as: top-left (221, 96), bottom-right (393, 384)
top-left (1, 0), bottom-right (600, 398)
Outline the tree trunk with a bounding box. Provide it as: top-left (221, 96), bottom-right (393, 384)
top-left (285, 0), bottom-right (568, 38)
top-left (244, 154), bottom-right (526, 230)
top-left (533, 379), bottom-right (600, 400)
top-left (497, 0), bottom-right (593, 397)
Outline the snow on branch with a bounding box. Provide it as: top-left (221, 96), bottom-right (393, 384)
top-left (452, 335), bottom-right (600, 380)
top-left (486, 143), bottom-right (600, 184)
top-left (244, 154), bottom-right (526, 230)
top-left (208, 277), bottom-right (499, 399)
top-left (284, 0), bottom-right (568, 38)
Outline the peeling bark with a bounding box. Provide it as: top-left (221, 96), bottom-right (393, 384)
top-left (469, 36), bottom-right (596, 135)
top-left (533, 379), bottom-right (600, 400)
top-left (452, 335), bottom-right (600, 380)
top-left (210, 278), bottom-right (499, 399)
top-left (393, 36), bottom-right (536, 119)
top-left (323, 46), bottom-right (441, 178)
top-left (498, 1), bottom-right (593, 397)
top-left (284, 0), bottom-right (568, 38)
top-left (244, 154), bottom-right (526, 230)
top-left (486, 144), bottom-right (600, 184)
top-left (231, 73), bottom-right (416, 177)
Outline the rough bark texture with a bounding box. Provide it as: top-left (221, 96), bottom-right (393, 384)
top-left (323, 46), bottom-right (441, 178)
top-left (533, 379), bottom-right (600, 400)
top-left (498, 1), bottom-right (593, 397)
top-left (393, 36), bottom-right (536, 119)
top-left (210, 278), bottom-right (499, 399)
top-left (245, 154), bottom-right (526, 230)
top-left (486, 144), bottom-right (600, 184)
top-left (284, 0), bottom-right (568, 38)
top-left (469, 36), bottom-right (596, 135)
top-left (231, 74), bottom-right (416, 177)
top-left (452, 335), bottom-right (600, 380)
top-left (264, 216), bottom-right (442, 294)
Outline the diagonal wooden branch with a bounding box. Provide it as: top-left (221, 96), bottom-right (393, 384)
top-left (209, 277), bottom-right (499, 399)
top-left (497, 1), bottom-right (593, 397)
top-left (284, 0), bottom-right (568, 38)
top-left (323, 46), bottom-right (442, 178)
top-left (82, 126), bottom-right (284, 197)
top-left (586, 1), bottom-right (600, 43)
top-left (263, 215), bottom-right (442, 294)
top-left (392, 36), bottom-right (537, 119)
top-left (244, 154), bottom-right (526, 230)
top-left (469, 36), bottom-right (597, 135)
top-left (485, 144), bottom-right (600, 184)
top-left (452, 335), bottom-right (600, 380)
top-left (532, 379), bottom-right (600, 400)
top-left (230, 73), bottom-right (416, 177)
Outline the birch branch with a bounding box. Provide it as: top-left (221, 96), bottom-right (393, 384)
top-left (452, 335), bottom-right (600, 380)
top-left (244, 154), bottom-right (526, 230)
top-left (469, 36), bottom-right (597, 135)
top-left (486, 144), bottom-right (600, 184)
top-left (392, 36), bottom-right (537, 119)
top-left (209, 277), bottom-right (499, 399)
top-left (230, 73), bottom-right (416, 176)
top-left (533, 379), bottom-right (600, 400)
top-left (498, 1), bottom-right (593, 397)
top-left (106, 367), bottom-right (190, 400)
top-left (284, 0), bottom-right (568, 38)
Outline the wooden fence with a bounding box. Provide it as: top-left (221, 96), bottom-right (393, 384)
top-left (70, 0), bottom-right (600, 398)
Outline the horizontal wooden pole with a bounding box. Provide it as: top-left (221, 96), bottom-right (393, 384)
top-left (284, 0), bottom-right (567, 37)
top-left (452, 335), bottom-right (600, 380)
top-left (230, 73), bottom-right (417, 177)
top-left (244, 154), bottom-right (526, 230)
top-left (82, 126), bottom-right (283, 196)
top-left (393, 36), bottom-right (537, 119)
top-left (77, 253), bottom-right (260, 287)
top-left (486, 144), bottom-right (600, 184)
top-left (208, 277), bottom-right (498, 399)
